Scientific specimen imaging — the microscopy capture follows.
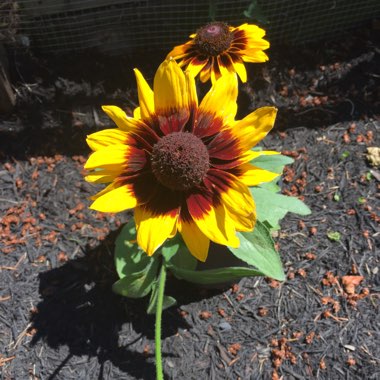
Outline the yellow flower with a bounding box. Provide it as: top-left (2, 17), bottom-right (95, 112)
top-left (84, 59), bottom-right (279, 262)
top-left (167, 22), bottom-right (269, 83)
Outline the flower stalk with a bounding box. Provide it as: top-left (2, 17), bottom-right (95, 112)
top-left (155, 262), bottom-right (167, 380)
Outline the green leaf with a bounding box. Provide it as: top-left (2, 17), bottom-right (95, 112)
top-left (169, 246), bottom-right (197, 272)
top-left (168, 265), bottom-right (264, 285)
top-left (243, 0), bottom-right (269, 23)
top-left (229, 221), bottom-right (285, 281)
top-left (251, 187), bottom-right (311, 230)
top-left (147, 279), bottom-right (177, 315)
top-left (112, 258), bottom-right (159, 298)
top-left (160, 234), bottom-right (181, 262)
top-left (327, 231), bottom-right (341, 241)
top-left (160, 234), bottom-right (197, 271)
top-left (251, 154), bottom-right (294, 173)
top-left (114, 219), bottom-right (151, 279)
top-left (258, 178), bottom-right (281, 193)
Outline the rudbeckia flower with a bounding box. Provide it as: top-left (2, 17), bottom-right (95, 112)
top-left (84, 59), bottom-right (279, 262)
top-left (167, 22), bottom-right (269, 83)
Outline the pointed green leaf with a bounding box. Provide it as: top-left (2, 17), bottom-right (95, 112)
top-left (168, 244), bottom-right (197, 271)
top-left (112, 258), bottom-right (159, 298)
top-left (114, 219), bottom-right (151, 279)
top-left (168, 265), bottom-right (264, 285)
top-left (257, 178), bottom-right (281, 193)
top-left (160, 234), bottom-right (181, 262)
top-left (251, 154), bottom-right (293, 173)
top-left (147, 279), bottom-right (177, 315)
top-left (251, 187), bottom-right (311, 229)
top-left (228, 221), bottom-right (285, 281)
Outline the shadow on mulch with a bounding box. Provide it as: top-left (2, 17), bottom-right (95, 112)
top-left (30, 229), bottom-right (225, 379)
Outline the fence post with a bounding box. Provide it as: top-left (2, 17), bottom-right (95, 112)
top-left (0, 44), bottom-right (15, 114)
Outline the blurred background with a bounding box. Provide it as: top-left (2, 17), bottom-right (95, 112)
top-left (1, 0), bottom-right (379, 53)
top-left (0, 0), bottom-right (379, 149)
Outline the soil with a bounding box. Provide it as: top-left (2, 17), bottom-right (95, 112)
top-left (0, 23), bottom-right (379, 380)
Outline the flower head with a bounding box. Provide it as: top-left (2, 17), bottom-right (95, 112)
top-left (167, 22), bottom-right (269, 83)
top-left (84, 59), bottom-right (278, 261)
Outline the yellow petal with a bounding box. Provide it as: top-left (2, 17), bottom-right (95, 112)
top-left (133, 69), bottom-right (154, 119)
top-left (238, 163), bottom-right (280, 186)
top-left (90, 184), bottom-right (138, 213)
top-left (199, 65), bottom-right (211, 83)
top-left (185, 70), bottom-right (198, 108)
top-left (225, 206), bottom-right (256, 232)
top-left (199, 71), bottom-right (238, 124)
top-left (207, 171), bottom-right (255, 232)
top-left (241, 49), bottom-right (269, 63)
top-left (167, 43), bottom-right (190, 60)
top-left (133, 107), bottom-right (141, 119)
top-left (220, 178), bottom-right (256, 232)
top-left (89, 182), bottom-right (117, 200)
top-left (220, 176), bottom-right (255, 218)
top-left (153, 59), bottom-right (188, 115)
top-left (135, 206), bottom-right (179, 256)
top-left (217, 55), bottom-right (233, 76)
top-left (236, 23), bottom-right (267, 40)
top-left (232, 60), bottom-right (247, 82)
top-left (179, 220), bottom-right (210, 262)
top-left (102, 106), bottom-right (141, 131)
top-left (84, 145), bottom-right (128, 170)
top-left (85, 168), bottom-right (121, 184)
top-left (187, 195), bottom-right (239, 248)
top-left (210, 61), bottom-right (222, 84)
top-left (86, 128), bottom-right (128, 151)
top-left (232, 107), bottom-right (277, 150)
top-left (186, 58), bottom-right (208, 79)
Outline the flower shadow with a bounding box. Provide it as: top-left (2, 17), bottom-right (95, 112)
top-left (30, 230), bottom-right (225, 379)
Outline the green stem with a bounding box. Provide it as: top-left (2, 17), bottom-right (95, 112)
top-left (155, 263), bottom-right (166, 380)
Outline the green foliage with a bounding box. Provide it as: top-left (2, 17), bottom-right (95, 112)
top-left (147, 281), bottom-right (176, 315)
top-left (112, 258), bottom-right (159, 298)
top-left (250, 153), bottom-right (311, 230)
top-left (164, 237), bottom-right (197, 271)
top-left (114, 219), bottom-right (151, 278)
top-left (228, 221), bottom-right (285, 281)
top-left (327, 231), bottom-right (341, 241)
top-left (168, 265), bottom-right (264, 285)
top-left (113, 219), bottom-right (158, 298)
top-left (160, 234), bottom-right (182, 262)
top-left (251, 187), bottom-right (311, 230)
top-left (243, 0), bottom-right (269, 24)
top-left (251, 153), bottom-right (294, 173)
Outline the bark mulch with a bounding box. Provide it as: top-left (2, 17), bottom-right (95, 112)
top-left (0, 24), bottom-right (379, 379)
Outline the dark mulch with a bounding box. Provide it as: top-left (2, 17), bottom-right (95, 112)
top-left (0, 23), bottom-right (379, 380)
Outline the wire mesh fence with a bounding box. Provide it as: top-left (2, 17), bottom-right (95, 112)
top-left (1, 0), bottom-right (379, 54)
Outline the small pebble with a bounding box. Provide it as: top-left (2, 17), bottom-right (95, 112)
top-left (218, 321), bottom-right (232, 332)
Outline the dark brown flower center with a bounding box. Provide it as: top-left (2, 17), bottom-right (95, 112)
top-left (151, 132), bottom-right (209, 191)
top-left (194, 22), bottom-right (233, 56)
